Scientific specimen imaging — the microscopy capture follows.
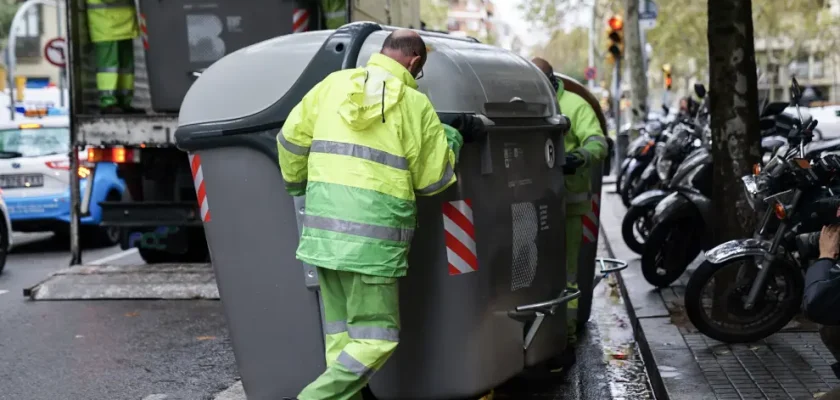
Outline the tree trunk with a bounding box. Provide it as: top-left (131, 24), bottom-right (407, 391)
top-left (708, 0), bottom-right (762, 318)
top-left (624, 0), bottom-right (648, 123)
top-left (708, 0), bottom-right (761, 244)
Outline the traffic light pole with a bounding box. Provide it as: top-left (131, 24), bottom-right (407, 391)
top-left (613, 58), bottom-right (627, 175)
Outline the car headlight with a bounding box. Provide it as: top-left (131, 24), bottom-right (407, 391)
top-left (656, 158), bottom-right (672, 180)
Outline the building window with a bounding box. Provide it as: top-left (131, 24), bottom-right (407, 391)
top-left (812, 54), bottom-right (825, 79)
top-left (447, 18), bottom-right (461, 31)
top-left (788, 55), bottom-right (809, 80)
top-left (14, 5), bottom-right (43, 61)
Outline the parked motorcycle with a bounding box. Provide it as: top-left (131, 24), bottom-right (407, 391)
top-left (617, 118), bottom-right (668, 204)
top-left (621, 84), bottom-right (709, 255)
top-left (684, 78), bottom-right (840, 343)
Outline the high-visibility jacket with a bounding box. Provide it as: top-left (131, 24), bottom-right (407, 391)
top-left (320, 0), bottom-right (347, 29)
top-left (86, 0), bottom-right (139, 43)
top-left (277, 53), bottom-right (462, 278)
top-left (559, 79), bottom-right (608, 216)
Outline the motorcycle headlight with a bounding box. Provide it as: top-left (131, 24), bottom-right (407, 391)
top-left (741, 175), bottom-right (763, 210)
top-left (657, 158), bottom-right (672, 180)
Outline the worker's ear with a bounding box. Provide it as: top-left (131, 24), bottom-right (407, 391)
top-left (408, 56), bottom-right (423, 77)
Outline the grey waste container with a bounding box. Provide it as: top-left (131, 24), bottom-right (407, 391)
top-left (175, 23), bottom-right (572, 400)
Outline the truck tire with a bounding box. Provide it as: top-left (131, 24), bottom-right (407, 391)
top-left (138, 230), bottom-right (209, 264)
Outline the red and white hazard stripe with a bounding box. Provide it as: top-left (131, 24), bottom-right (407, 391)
top-left (188, 153), bottom-right (211, 223)
top-left (582, 194), bottom-right (601, 244)
top-left (138, 13), bottom-right (149, 50)
top-left (443, 200), bottom-right (478, 275)
top-left (293, 8), bottom-right (311, 33)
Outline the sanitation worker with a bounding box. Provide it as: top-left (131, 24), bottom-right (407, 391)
top-left (277, 29), bottom-right (470, 400)
top-left (532, 57), bottom-right (608, 359)
top-left (320, 0), bottom-right (347, 29)
top-left (86, 0), bottom-right (140, 114)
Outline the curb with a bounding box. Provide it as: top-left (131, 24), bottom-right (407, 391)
top-left (600, 225), bottom-right (670, 400)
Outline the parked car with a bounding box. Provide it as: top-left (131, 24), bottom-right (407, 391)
top-left (0, 191), bottom-right (12, 273)
top-left (0, 117), bottom-right (125, 246)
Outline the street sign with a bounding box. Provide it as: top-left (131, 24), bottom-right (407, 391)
top-left (639, 0), bottom-right (658, 29)
top-left (585, 66), bottom-right (597, 80)
top-left (43, 38), bottom-right (66, 68)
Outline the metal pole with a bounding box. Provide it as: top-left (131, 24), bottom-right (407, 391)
top-left (587, 1), bottom-right (596, 89)
top-left (66, 0), bottom-right (81, 265)
top-left (614, 58), bottom-right (627, 175)
top-left (5, 49), bottom-right (14, 120)
top-left (56, 2), bottom-right (65, 107)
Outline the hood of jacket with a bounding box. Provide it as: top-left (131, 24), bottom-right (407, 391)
top-left (338, 53), bottom-right (418, 130)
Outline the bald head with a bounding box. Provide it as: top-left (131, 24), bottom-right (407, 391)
top-left (531, 57), bottom-right (554, 75)
top-left (381, 29), bottom-right (426, 79)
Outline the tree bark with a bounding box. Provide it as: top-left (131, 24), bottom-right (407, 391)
top-left (708, 0), bottom-right (761, 244)
top-left (625, 0), bottom-right (648, 123)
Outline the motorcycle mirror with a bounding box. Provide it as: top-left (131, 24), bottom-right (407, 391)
top-left (759, 118), bottom-right (776, 131)
top-left (662, 104), bottom-right (670, 114)
top-left (791, 77), bottom-right (802, 104)
top-left (694, 83), bottom-right (707, 99)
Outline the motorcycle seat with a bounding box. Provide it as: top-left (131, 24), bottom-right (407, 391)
top-left (806, 138), bottom-right (840, 155)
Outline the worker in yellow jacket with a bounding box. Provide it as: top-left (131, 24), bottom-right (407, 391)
top-left (278, 29), bottom-right (476, 400)
top-left (533, 58), bottom-right (608, 355)
top-left (320, 0), bottom-right (347, 29)
top-left (86, 0), bottom-right (140, 113)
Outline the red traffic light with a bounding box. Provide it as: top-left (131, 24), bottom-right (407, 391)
top-left (608, 16), bottom-right (623, 31)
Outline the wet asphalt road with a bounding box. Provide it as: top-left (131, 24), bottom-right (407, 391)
top-left (0, 233), bottom-right (237, 400)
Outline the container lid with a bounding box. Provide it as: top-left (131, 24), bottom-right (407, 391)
top-left (177, 23), bottom-right (560, 142)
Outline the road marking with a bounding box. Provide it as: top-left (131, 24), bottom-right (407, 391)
top-left (142, 395), bottom-right (168, 400)
top-left (88, 248), bottom-right (139, 265)
top-left (0, 290), bottom-right (8, 296)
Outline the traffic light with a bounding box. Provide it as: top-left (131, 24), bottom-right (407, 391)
top-left (662, 64), bottom-right (672, 90)
top-left (606, 15), bottom-right (624, 63)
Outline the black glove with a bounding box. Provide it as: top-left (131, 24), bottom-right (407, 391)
top-left (563, 153), bottom-right (585, 175)
top-left (439, 113), bottom-right (485, 143)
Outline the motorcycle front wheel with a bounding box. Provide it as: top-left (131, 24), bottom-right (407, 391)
top-left (684, 256), bottom-right (803, 344)
top-left (641, 217), bottom-right (704, 288)
top-left (621, 203), bottom-right (655, 254)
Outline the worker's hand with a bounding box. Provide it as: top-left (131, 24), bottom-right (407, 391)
top-left (563, 153), bottom-right (584, 175)
top-left (820, 225), bottom-right (840, 260)
top-left (443, 114), bottom-right (485, 143)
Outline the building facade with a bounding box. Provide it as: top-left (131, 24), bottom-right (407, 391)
top-left (445, 0), bottom-right (496, 43)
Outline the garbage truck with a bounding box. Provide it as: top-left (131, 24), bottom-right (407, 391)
top-left (174, 22), bottom-right (624, 400)
top-left (66, 0), bottom-right (420, 263)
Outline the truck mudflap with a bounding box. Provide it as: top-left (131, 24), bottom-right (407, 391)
top-left (99, 201), bottom-right (203, 227)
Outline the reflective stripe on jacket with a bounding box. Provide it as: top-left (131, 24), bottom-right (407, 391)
top-left (559, 82), bottom-right (607, 216)
top-left (86, 0), bottom-right (139, 43)
top-left (277, 53), bottom-right (461, 278)
top-left (320, 0), bottom-right (347, 29)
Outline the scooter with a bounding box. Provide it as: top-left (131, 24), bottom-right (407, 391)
top-left (621, 85), bottom-right (710, 254)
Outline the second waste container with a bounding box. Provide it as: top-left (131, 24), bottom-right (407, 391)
top-left (175, 22), bottom-right (573, 400)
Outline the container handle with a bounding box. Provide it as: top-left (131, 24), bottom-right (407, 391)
top-left (507, 288), bottom-right (581, 350)
top-left (593, 257), bottom-right (628, 288)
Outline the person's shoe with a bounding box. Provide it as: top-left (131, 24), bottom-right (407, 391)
top-left (548, 345), bottom-right (577, 372)
top-left (100, 105), bottom-right (124, 114)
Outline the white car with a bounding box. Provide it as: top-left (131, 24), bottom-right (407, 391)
top-left (0, 117), bottom-right (126, 248)
top-left (0, 191), bottom-right (11, 273)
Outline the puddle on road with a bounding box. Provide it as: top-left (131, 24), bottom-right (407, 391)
top-left (592, 273), bottom-right (654, 400)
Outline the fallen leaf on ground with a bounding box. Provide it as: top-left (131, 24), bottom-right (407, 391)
top-left (196, 336), bottom-right (217, 341)
top-left (124, 312), bottom-right (139, 317)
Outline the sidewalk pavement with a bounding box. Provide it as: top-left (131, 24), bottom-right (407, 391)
top-left (599, 183), bottom-right (840, 400)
